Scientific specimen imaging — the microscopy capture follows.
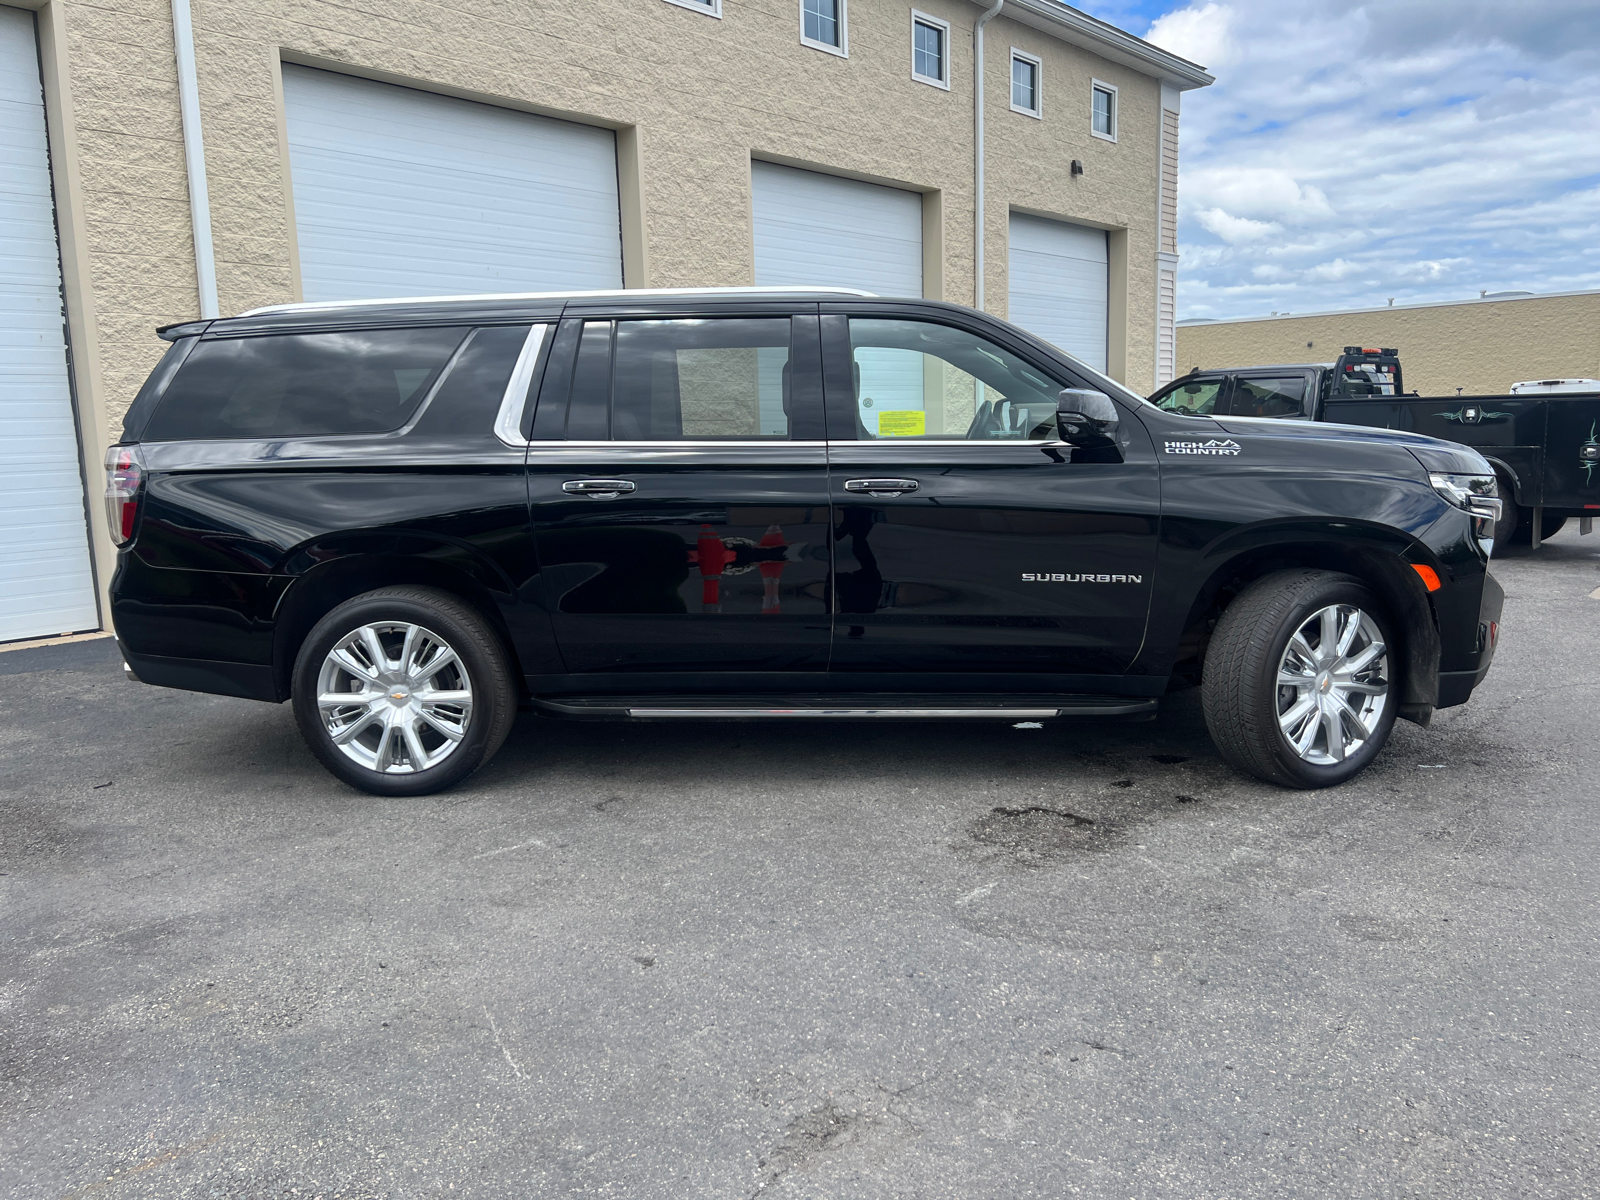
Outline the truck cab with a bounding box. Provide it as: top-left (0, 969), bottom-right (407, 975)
top-left (1151, 348), bottom-right (1404, 423)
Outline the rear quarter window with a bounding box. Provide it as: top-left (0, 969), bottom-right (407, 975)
top-left (142, 327), bottom-right (470, 441)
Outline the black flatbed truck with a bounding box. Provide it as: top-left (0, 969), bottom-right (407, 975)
top-left (1150, 347), bottom-right (1600, 549)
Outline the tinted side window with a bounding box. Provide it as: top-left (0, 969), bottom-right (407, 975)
top-left (1155, 376), bottom-right (1226, 416)
top-left (847, 318), bottom-right (1062, 440)
top-left (563, 318), bottom-right (796, 441)
top-left (1230, 375), bottom-right (1308, 418)
top-left (144, 327), bottom-right (469, 440)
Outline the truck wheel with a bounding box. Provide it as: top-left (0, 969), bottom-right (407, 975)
top-left (1202, 570), bottom-right (1397, 789)
top-left (292, 586), bottom-right (517, 797)
top-left (1491, 475), bottom-right (1521, 553)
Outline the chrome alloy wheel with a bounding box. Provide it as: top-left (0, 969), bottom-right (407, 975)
top-left (1275, 604), bottom-right (1389, 765)
top-left (315, 622), bottom-right (473, 774)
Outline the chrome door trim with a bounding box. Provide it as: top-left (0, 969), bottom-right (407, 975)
top-left (627, 707), bottom-right (1064, 718)
top-left (493, 323), bottom-right (552, 448)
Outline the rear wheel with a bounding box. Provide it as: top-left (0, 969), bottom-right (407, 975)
top-left (292, 586), bottom-right (517, 796)
top-left (1202, 570), bottom-right (1398, 788)
top-left (1491, 474), bottom-right (1520, 553)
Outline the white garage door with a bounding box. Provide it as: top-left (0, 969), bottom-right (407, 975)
top-left (282, 65), bottom-right (623, 303)
top-left (1007, 212), bottom-right (1108, 372)
top-left (0, 6), bottom-right (98, 643)
top-left (752, 162), bottom-right (922, 297)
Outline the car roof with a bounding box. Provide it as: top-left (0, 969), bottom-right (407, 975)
top-left (1178, 363), bottom-right (1334, 376)
top-left (158, 286), bottom-right (891, 339)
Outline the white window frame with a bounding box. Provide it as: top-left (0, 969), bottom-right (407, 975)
top-left (1009, 49), bottom-right (1043, 119)
top-left (910, 10), bottom-right (950, 90)
top-left (663, 0), bottom-right (722, 15)
top-left (1091, 79), bottom-right (1118, 142)
top-left (800, 0), bottom-right (848, 58)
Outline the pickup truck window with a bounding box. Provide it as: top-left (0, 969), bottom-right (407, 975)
top-left (848, 319), bottom-right (1060, 440)
top-left (1231, 375), bottom-right (1308, 419)
top-left (1155, 376), bottom-right (1226, 416)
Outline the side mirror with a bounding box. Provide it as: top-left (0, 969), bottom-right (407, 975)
top-left (1057, 388), bottom-right (1119, 446)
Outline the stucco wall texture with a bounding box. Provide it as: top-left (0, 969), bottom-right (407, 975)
top-left (45, 0), bottom-right (1174, 434)
top-left (1175, 292), bottom-right (1600, 399)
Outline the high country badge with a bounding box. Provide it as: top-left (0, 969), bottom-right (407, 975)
top-left (1164, 438), bottom-right (1242, 456)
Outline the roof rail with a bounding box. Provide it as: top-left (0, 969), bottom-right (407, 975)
top-left (237, 285), bottom-right (879, 318)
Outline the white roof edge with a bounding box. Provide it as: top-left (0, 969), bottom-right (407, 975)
top-left (237, 285), bottom-right (879, 319)
top-left (1178, 287), bottom-right (1600, 327)
top-left (1002, 0), bottom-right (1214, 90)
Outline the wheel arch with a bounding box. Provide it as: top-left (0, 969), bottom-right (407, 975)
top-left (270, 552), bottom-right (524, 703)
top-left (1163, 530), bottom-right (1440, 725)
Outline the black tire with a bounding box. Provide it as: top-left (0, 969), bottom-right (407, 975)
top-left (1201, 570), bottom-right (1399, 789)
top-left (1491, 474), bottom-right (1521, 553)
top-left (291, 586), bottom-right (517, 796)
top-left (1539, 513), bottom-right (1568, 540)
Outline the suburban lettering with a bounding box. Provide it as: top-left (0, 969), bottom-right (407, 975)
top-left (1022, 573), bottom-right (1143, 583)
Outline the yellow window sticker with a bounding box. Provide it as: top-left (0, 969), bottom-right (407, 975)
top-left (877, 410), bottom-right (926, 437)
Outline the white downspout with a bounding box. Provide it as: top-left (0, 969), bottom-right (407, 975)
top-left (170, 0), bottom-right (218, 318)
top-left (973, 0), bottom-right (1004, 312)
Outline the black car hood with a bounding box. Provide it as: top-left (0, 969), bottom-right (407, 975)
top-left (1214, 415), bottom-right (1495, 475)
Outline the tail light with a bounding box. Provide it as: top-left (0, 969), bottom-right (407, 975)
top-left (104, 445), bottom-right (144, 545)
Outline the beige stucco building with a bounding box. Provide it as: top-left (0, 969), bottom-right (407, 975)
top-left (1176, 289), bottom-right (1600, 398)
top-left (2, 0), bottom-right (1208, 643)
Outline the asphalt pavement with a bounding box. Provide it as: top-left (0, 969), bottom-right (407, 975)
top-left (4, 530), bottom-right (1598, 1198)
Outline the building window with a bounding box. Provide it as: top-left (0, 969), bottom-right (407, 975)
top-left (663, 0), bottom-right (722, 15)
top-left (1092, 80), bottom-right (1118, 141)
top-left (911, 11), bottom-right (950, 88)
top-left (801, 0), bottom-right (847, 56)
top-left (1010, 50), bottom-right (1042, 118)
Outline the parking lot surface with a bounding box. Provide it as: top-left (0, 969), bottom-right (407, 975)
top-left (4, 532), bottom-right (1598, 1199)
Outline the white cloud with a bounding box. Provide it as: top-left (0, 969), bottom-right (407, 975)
top-left (1146, 2), bottom-right (1236, 69)
top-left (1080, 0), bottom-right (1600, 319)
top-left (1194, 208), bottom-right (1281, 243)
top-left (1183, 168), bottom-right (1334, 223)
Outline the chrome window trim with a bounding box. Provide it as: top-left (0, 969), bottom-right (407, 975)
top-left (493, 323), bottom-right (551, 448)
top-left (825, 438), bottom-right (1063, 448)
top-left (526, 440), bottom-right (829, 450)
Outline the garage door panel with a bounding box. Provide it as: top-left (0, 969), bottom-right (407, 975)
top-left (283, 65), bottom-right (623, 303)
top-left (0, 6), bottom-right (99, 642)
top-left (1007, 212), bottom-right (1108, 373)
top-left (752, 161), bottom-right (922, 298)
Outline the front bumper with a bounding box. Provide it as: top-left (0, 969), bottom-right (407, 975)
top-left (1436, 570), bottom-right (1504, 709)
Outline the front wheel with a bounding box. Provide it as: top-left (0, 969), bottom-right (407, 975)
top-left (1202, 570), bottom-right (1398, 789)
top-left (292, 586), bottom-right (517, 796)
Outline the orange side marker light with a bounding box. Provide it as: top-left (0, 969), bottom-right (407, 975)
top-left (1411, 564), bottom-right (1442, 592)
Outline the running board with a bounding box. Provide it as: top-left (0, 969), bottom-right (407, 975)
top-left (533, 694), bottom-right (1158, 719)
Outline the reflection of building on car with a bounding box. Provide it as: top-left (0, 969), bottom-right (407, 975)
top-left (110, 288), bottom-right (1502, 800)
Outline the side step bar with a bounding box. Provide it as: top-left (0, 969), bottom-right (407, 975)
top-left (534, 694), bottom-right (1158, 719)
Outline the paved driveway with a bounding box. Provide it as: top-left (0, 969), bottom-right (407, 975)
top-left (4, 532), bottom-right (1598, 1198)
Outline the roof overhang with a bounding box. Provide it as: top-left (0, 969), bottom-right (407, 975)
top-left (996, 0), bottom-right (1214, 91)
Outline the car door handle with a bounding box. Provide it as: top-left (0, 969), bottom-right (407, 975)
top-left (563, 478), bottom-right (636, 498)
top-left (844, 478), bottom-right (919, 495)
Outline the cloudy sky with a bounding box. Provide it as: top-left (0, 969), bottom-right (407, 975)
top-left (1075, 0), bottom-right (1600, 320)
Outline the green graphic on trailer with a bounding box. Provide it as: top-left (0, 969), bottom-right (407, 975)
top-left (1438, 407), bottom-right (1512, 424)
top-left (1582, 421), bottom-right (1599, 486)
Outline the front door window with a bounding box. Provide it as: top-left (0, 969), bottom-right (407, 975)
top-left (850, 318), bottom-right (1061, 440)
top-left (1154, 376), bottom-right (1227, 417)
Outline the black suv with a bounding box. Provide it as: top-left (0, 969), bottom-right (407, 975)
top-left (108, 288), bottom-right (1504, 796)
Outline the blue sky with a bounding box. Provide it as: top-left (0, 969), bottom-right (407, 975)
top-left (1074, 0), bottom-right (1600, 320)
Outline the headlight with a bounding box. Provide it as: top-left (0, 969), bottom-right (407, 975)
top-left (1429, 472), bottom-right (1501, 549)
